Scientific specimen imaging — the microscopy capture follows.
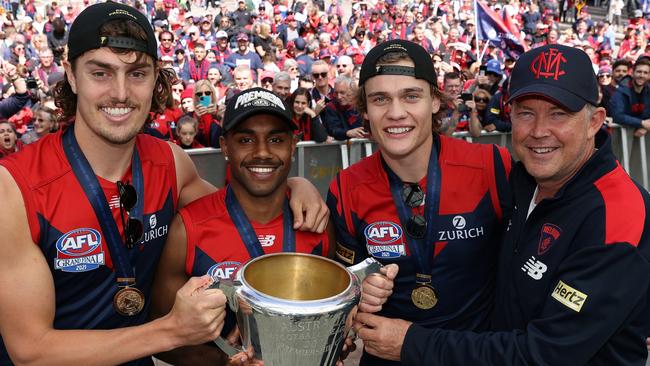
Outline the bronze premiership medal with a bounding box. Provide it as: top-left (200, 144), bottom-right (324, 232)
top-left (113, 286), bottom-right (145, 316)
top-left (411, 284), bottom-right (438, 310)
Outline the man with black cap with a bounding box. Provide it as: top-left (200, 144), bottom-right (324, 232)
top-left (0, 3), bottom-right (327, 365)
top-left (151, 87), bottom-right (331, 365)
top-left (355, 44), bottom-right (650, 365)
top-left (328, 39), bottom-right (512, 366)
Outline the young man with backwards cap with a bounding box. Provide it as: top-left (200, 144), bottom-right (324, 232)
top-left (0, 3), bottom-right (327, 365)
top-left (356, 44), bottom-right (650, 365)
top-left (328, 39), bottom-right (512, 366)
top-left (151, 87), bottom-right (331, 365)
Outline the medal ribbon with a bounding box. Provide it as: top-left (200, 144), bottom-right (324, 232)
top-left (382, 138), bottom-right (440, 281)
top-left (62, 127), bottom-right (144, 287)
top-left (225, 185), bottom-right (295, 258)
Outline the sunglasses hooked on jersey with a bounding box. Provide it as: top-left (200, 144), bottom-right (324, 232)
top-left (117, 181), bottom-right (143, 249)
top-left (402, 182), bottom-right (427, 239)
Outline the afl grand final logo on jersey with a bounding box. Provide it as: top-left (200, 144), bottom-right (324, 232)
top-left (54, 228), bottom-right (105, 272)
top-left (364, 221), bottom-right (406, 259)
top-left (207, 261), bottom-right (242, 281)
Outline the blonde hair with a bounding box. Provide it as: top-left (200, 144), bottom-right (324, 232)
top-left (192, 79), bottom-right (216, 105)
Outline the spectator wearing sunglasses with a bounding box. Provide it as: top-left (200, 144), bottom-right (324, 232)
top-left (157, 30), bottom-right (177, 59)
top-left (0, 5), bottom-right (329, 365)
top-left (328, 40), bottom-right (512, 366)
top-left (335, 55), bottom-right (355, 78)
top-left (192, 80), bottom-right (223, 148)
top-left (596, 66), bottom-right (616, 116)
top-left (260, 69), bottom-right (274, 91)
top-left (310, 60), bottom-right (335, 112)
top-left (467, 89), bottom-right (494, 137)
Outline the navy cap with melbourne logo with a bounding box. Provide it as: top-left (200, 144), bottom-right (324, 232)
top-left (507, 44), bottom-right (598, 112)
top-left (67, 1), bottom-right (158, 62)
top-left (223, 87), bottom-right (294, 133)
top-left (358, 39), bottom-right (437, 86)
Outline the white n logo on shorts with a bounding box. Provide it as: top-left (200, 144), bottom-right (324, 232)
top-left (522, 256), bottom-right (547, 280)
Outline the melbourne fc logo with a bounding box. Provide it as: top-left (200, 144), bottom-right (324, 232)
top-left (364, 221), bottom-right (406, 259)
top-left (538, 223), bottom-right (562, 255)
top-left (54, 228), bottom-right (105, 272)
top-left (530, 48), bottom-right (566, 80)
top-left (207, 261), bottom-right (242, 281)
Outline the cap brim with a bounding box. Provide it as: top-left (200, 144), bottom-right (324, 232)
top-left (507, 84), bottom-right (587, 112)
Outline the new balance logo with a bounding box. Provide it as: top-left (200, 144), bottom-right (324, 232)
top-left (522, 256), bottom-right (547, 280)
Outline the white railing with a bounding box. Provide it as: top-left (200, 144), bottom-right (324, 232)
top-left (188, 122), bottom-right (650, 196)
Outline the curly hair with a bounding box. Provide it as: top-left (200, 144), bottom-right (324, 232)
top-left (53, 19), bottom-right (175, 122)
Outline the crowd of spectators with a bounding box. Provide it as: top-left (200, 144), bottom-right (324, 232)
top-left (0, 0), bottom-right (649, 157)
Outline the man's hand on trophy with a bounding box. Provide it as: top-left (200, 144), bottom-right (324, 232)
top-left (227, 346), bottom-right (264, 366)
top-left (168, 275), bottom-right (228, 346)
top-left (358, 264), bottom-right (399, 313)
top-left (336, 305), bottom-right (359, 365)
top-left (353, 313), bottom-right (412, 362)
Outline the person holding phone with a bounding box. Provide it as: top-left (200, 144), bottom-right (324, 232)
top-left (468, 89), bottom-right (494, 137)
top-left (0, 61), bottom-right (29, 119)
top-left (192, 80), bottom-right (223, 148)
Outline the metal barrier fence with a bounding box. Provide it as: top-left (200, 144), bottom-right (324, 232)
top-left (188, 122), bottom-right (649, 197)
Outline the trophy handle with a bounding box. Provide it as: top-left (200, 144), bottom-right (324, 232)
top-left (206, 278), bottom-right (245, 357)
top-left (213, 336), bottom-right (243, 357)
top-left (206, 277), bottom-right (241, 312)
top-left (347, 257), bottom-right (382, 283)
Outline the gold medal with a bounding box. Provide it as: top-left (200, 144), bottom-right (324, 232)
top-left (411, 284), bottom-right (438, 310)
top-left (113, 286), bottom-right (145, 316)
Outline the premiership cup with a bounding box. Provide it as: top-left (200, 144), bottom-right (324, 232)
top-left (211, 252), bottom-right (380, 365)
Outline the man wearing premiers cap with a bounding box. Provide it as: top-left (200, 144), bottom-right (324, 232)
top-left (328, 39), bottom-right (513, 366)
top-left (0, 3), bottom-right (327, 365)
top-left (355, 44), bottom-right (650, 365)
top-left (151, 87), bottom-right (330, 365)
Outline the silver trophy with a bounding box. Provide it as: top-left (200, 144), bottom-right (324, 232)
top-left (211, 252), bottom-right (381, 366)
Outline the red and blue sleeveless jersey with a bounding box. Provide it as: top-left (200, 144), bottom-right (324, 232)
top-left (0, 129), bottom-right (178, 366)
top-left (181, 188), bottom-right (329, 335)
top-left (181, 188), bottom-right (329, 280)
top-left (328, 135), bottom-right (512, 335)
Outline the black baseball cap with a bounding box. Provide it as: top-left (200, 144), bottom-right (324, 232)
top-left (507, 44), bottom-right (598, 112)
top-left (358, 39), bottom-right (437, 86)
top-left (68, 1), bottom-right (158, 61)
top-left (223, 87), bottom-right (294, 133)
